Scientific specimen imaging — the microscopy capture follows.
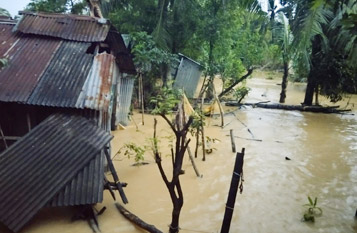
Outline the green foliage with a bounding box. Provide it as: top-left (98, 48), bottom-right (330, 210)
top-left (0, 58), bottom-right (8, 70)
top-left (130, 32), bottom-right (178, 73)
top-left (233, 86), bottom-right (251, 103)
top-left (150, 86), bottom-right (182, 115)
top-left (0, 8), bottom-right (11, 17)
top-left (26, 0), bottom-right (87, 14)
top-left (303, 196), bottom-right (323, 222)
top-left (117, 142), bottom-right (145, 163)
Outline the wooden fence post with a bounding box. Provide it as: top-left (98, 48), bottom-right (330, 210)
top-left (221, 148), bottom-right (245, 233)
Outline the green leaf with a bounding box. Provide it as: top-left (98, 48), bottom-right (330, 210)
top-left (308, 196), bottom-right (313, 206)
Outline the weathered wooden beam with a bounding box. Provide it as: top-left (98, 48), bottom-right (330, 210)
top-left (104, 149), bottom-right (128, 204)
top-left (186, 145), bottom-right (201, 177)
top-left (115, 202), bottom-right (163, 233)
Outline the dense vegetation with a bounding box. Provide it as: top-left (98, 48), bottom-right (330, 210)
top-left (23, 0), bottom-right (357, 105)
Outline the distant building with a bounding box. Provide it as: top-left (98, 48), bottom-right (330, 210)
top-left (172, 53), bottom-right (203, 98)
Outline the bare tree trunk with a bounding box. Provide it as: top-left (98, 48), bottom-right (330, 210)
top-left (315, 85), bottom-right (319, 105)
top-left (153, 102), bottom-right (193, 233)
top-left (303, 73), bottom-right (316, 106)
top-left (279, 61), bottom-right (289, 103)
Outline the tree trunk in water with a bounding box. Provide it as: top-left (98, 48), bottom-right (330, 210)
top-left (315, 85), bottom-right (319, 105)
top-left (303, 72), bottom-right (316, 106)
top-left (279, 62), bottom-right (289, 103)
top-left (169, 206), bottom-right (182, 233)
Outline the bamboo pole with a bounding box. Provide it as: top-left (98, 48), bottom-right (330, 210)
top-left (230, 129), bottom-right (236, 153)
top-left (186, 144), bottom-right (201, 177)
top-left (221, 148), bottom-right (245, 233)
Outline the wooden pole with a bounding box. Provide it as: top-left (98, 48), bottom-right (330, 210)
top-left (201, 97), bottom-right (206, 161)
top-left (221, 148), bottom-right (245, 233)
top-left (230, 129), bottom-right (236, 153)
top-left (140, 73), bottom-right (145, 125)
top-left (104, 149), bottom-right (128, 204)
top-left (26, 113), bottom-right (31, 131)
top-left (186, 144), bottom-right (201, 177)
top-left (0, 123), bottom-right (8, 149)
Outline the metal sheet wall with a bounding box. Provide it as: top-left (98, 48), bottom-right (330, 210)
top-left (173, 58), bottom-right (202, 98)
top-left (117, 76), bottom-right (134, 126)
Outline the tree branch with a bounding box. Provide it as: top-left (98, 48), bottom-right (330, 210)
top-left (218, 68), bottom-right (254, 98)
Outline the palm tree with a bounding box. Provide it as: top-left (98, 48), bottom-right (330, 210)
top-left (291, 0), bottom-right (356, 105)
top-left (276, 12), bottom-right (293, 103)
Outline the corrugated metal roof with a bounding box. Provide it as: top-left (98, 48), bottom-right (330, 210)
top-left (28, 41), bottom-right (93, 107)
top-left (0, 113), bottom-right (112, 232)
top-left (49, 152), bottom-right (104, 207)
top-left (17, 11), bottom-right (110, 42)
top-left (76, 52), bottom-right (116, 111)
top-left (0, 33), bottom-right (61, 102)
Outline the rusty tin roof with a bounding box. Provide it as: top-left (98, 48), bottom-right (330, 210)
top-left (17, 11), bottom-right (110, 42)
top-left (0, 13), bottom-right (136, 110)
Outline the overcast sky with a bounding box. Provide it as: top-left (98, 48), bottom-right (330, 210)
top-left (0, 0), bottom-right (31, 17)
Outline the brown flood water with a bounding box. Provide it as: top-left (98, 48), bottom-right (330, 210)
top-left (1, 73), bottom-right (356, 233)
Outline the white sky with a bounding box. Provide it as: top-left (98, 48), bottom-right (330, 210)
top-left (0, 0), bottom-right (31, 17)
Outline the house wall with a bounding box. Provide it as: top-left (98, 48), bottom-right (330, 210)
top-left (116, 76), bottom-right (135, 126)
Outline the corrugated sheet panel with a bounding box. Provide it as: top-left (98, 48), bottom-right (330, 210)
top-left (17, 11), bottom-right (110, 42)
top-left (117, 76), bottom-right (134, 126)
top-left (0, 113), bottom-right (112, 233)
top-left (28, 41), bottom-right (93, 107)
top-left (173, 57), bottom-right (202, 98)
top-left (49, 152), bottom-right (104, 207)
top-left (0, 34), bottom-right (61, 102)
top-left (76, 52), bottom-right (116, 112)
top-left (0, 24), bottom-right (19, 56)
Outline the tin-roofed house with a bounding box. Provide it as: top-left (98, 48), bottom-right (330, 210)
top-left (0, 11), bottom-right (134, 232)
top-left (0, 11), bottom-right (136, 151)
top-left (172, 53), bottom-right (203, 98)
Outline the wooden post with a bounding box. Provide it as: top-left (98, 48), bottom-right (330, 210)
top-left (104, 149), bottom-right (128, 204)
top-left (201, 97), bottom-right (206, 161)
top-left (221, 148), bottom-right (245, 233)
top-left (186, 144), bottom-right (201, 177)
top-left (139, 73), bottom-right (145, 125)
top-left (0, 123), bottom-right (8, 149)
top-left (230, 129), bottom-right (236, 153)
top-left (26, 113), bottom-right (31, 131)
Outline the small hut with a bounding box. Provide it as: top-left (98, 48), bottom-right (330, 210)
top-left (0, 11), bottom-right (134, 232)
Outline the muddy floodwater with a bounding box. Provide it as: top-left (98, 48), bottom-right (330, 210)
top-left (2, 73), bottom-right (356, 233)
